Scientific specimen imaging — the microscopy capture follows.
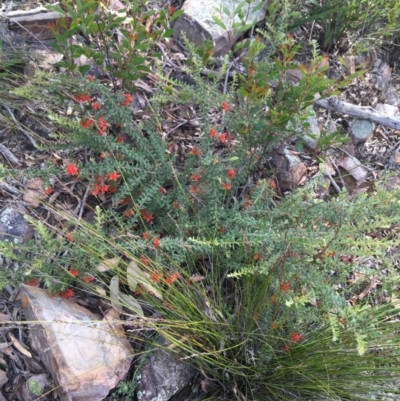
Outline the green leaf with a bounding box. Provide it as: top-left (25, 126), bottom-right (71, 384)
top-left (212, 16), bottom-right (227, 30)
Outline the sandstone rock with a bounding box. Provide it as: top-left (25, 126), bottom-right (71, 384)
top-left (19, 285), bottom-right (133, 401)
top-left (173, 0), bottom-right (266, 56)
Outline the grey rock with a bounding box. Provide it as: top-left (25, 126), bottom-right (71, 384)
top-left (137, 339), bottom-right (197, 401)
top-left (173, 0), bottom-right (266, 56)
top-left (384, 87), bottom-right (400, 107)
top-left (271, 144), bottom-right (307, 191)
top-left (375, 103), bottom-right (399, 117)
top-left (350, 119), bottom-right (374, 145)
top-left (0, 204), bottom-right (33, 244)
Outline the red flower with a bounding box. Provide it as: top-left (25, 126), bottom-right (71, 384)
top-left (64, 232), bottom-right (74, 242)
top-left (254, 253), bottom-right (263, 261)
top-left (82, 274), bottom-right (94, 283)
top-left (209, 128), bottom-right (217, 138)
top-left (189, 185), bottom-right (200, 194)
top-left (68, 267), bottom-right (79, 277)
top-left (121, 93), bottom-right (133, 106)
top-left (222, 101), bottom-right (229, 111)
top-left (165, 272), bottom-right (179, 284)
top-left (86, 75), bottom-right (95, 81)
top-left (91, 183), bottom-right (109, 196)
top-left (43, 186), bottom-right (53, 195)
top-left (222, 182), bottom-right (231, 190)
top-left (289, 331), bottom-right (302, 342)
top-left (172, 200), bottom-right (180, 209)
top-left (139, 255), bottom-right (150, 265)
top-left (61, 288), bottom-right (74, 299)
top-left (190, 147), bottom-right (202, 156)
top-left (218, 133), bottom-right (227, 143)
top-left (26, 277), bottom-right (38, 286)
top-left (65, 162), bottom-right (78, 176)
top-left (226, 168), bottom-right (235, 179)
top-left (153, 237), bottom-right (160, 248)
top-left (142, 232), bottom-right (150, 240)
top-left (80, 118), bottom-right (95, 128)
top-left (190, 174), bottom-right (201, 181)
top-left (280, 282), bottom-right (290, 292)
top-left (242, 198), bottom-right (252, 209)
top-left (116, 135), bottom-right (124, 143)
top-left (149, 272), bottom-right (162, 283)
top-left (96, 117), bottom-right (108, 135)
top-left (74, 93), bottom-right (91, 103)
top-left (91, 102), bottom-right (101, 111)
top-left (141, 209), bottom-right (154, 223)
top-left (106, 171), bottom-right (120, 181)
top-left (281, 343), bottom-right (290, 352)
top-left (159, 187), bottom-right (167, 194)
top-left (124, 209), bottom-right (135, 217)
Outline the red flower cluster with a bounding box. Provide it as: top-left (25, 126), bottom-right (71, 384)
top-left (80, 118), bottom-right (95, 129)
top-left (91, 102), bottom-right (101, 111)
top-left (43, 186), bottom-right (53, 195)
top-left (222, 182), bottom-right (231, 190)
top-left (26, 277), bottom-right (38, 286)
top-left (106, 171), bottom-right (120, 181)
top-left (82, 274), bottom-right (95, 283)
top-left (61, 288), bottom-right (74, 299)
top-left (165, 272), bottom-right (180, 284)
top-left (226, 168), bottom-right (235, 178)
top-left (279, 282), bottom-right (290, 292)
top-left (190, 173), bottom-right (201, 181)
top-left (289, 331), bottom-right (302, 342)
top-left (86, 75), bottom-right (95, 82)
top-left (121, 93), bottom-right (133, 106)
top-left (96, 117), bottom-right (108, 135)
top-left (209, 128), bottom-right (217, 138)
top-left (190, 147), bottom-right (202, 156)
top-left (149, 272), bottom-right (162, 283)
top-left (68, 267), bottom-right (79, 277)
top-left (74, 93), bottom-right (91, 103)
top-left (141, 209), bottom-right (154, 223)
top-left (65, 162), bottom-right (78, 176)
top-left (222, 101), bottom-right (229, 111)
top-left (218, 133), bottom-right (227, 143)
top-left (153, 237), bottom-right (160, 248)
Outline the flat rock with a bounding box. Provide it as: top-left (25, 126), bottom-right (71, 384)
top-left (350, 119), bottom-right (374, 145)
top-left (137, 339), bottom-right (197, 401)
top-left (19, 285), bottom-right (133, 401)
top-left (173, 0), bottom-right (266, 56)
top-left (375, 103), bottom-right (399, 117)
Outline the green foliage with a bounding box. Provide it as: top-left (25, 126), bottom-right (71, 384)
top-left (46, 0), bottom-right (182, 90)
top-left (290, 0), bottom-right (400, 52)
top-left (2, 0), bottom-right (400, 399)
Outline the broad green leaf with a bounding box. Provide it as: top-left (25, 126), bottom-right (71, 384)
top-left (212, 16), bottom-right (227, 30)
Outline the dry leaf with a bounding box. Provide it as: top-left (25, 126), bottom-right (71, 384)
top-left (127, 260), bottom-right (163, 300)
top-left (97, 257), bottom-right (120, 272)
top-left (8, 333), bottom-right (32, 358)
top-left (23, 178), bottom-right (46, 207)
top-left (110, 275), bottom-right (144, 316)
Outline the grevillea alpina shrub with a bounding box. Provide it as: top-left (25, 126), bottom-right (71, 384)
top-left (2, 1), bottom-right (400, 398)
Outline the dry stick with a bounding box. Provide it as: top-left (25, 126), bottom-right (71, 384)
top-left (0, 182), bottom-right (20, 196)
top-left (314, 97), bottom-right (400, 130)
top-left (0, 143), bottom-right (21, 166)
top-left (4, 106), bottom-right (37, 148)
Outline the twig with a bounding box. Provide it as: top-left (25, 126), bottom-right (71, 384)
top-left (4, 106), bottom-right (37, 147)
top-left (155, 42), bottom-right (183, 70)
top-left (74, 185), bottom-right (91, 219)
top-left (0, 143), bottom-right (21, 166)
top-left (0, 182), bottom-right (20, 196)
top-left (326, 172), bottom-right (341, 193)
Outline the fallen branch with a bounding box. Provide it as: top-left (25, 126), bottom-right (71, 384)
top-left (314, 97), bottom-right (400, 131)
